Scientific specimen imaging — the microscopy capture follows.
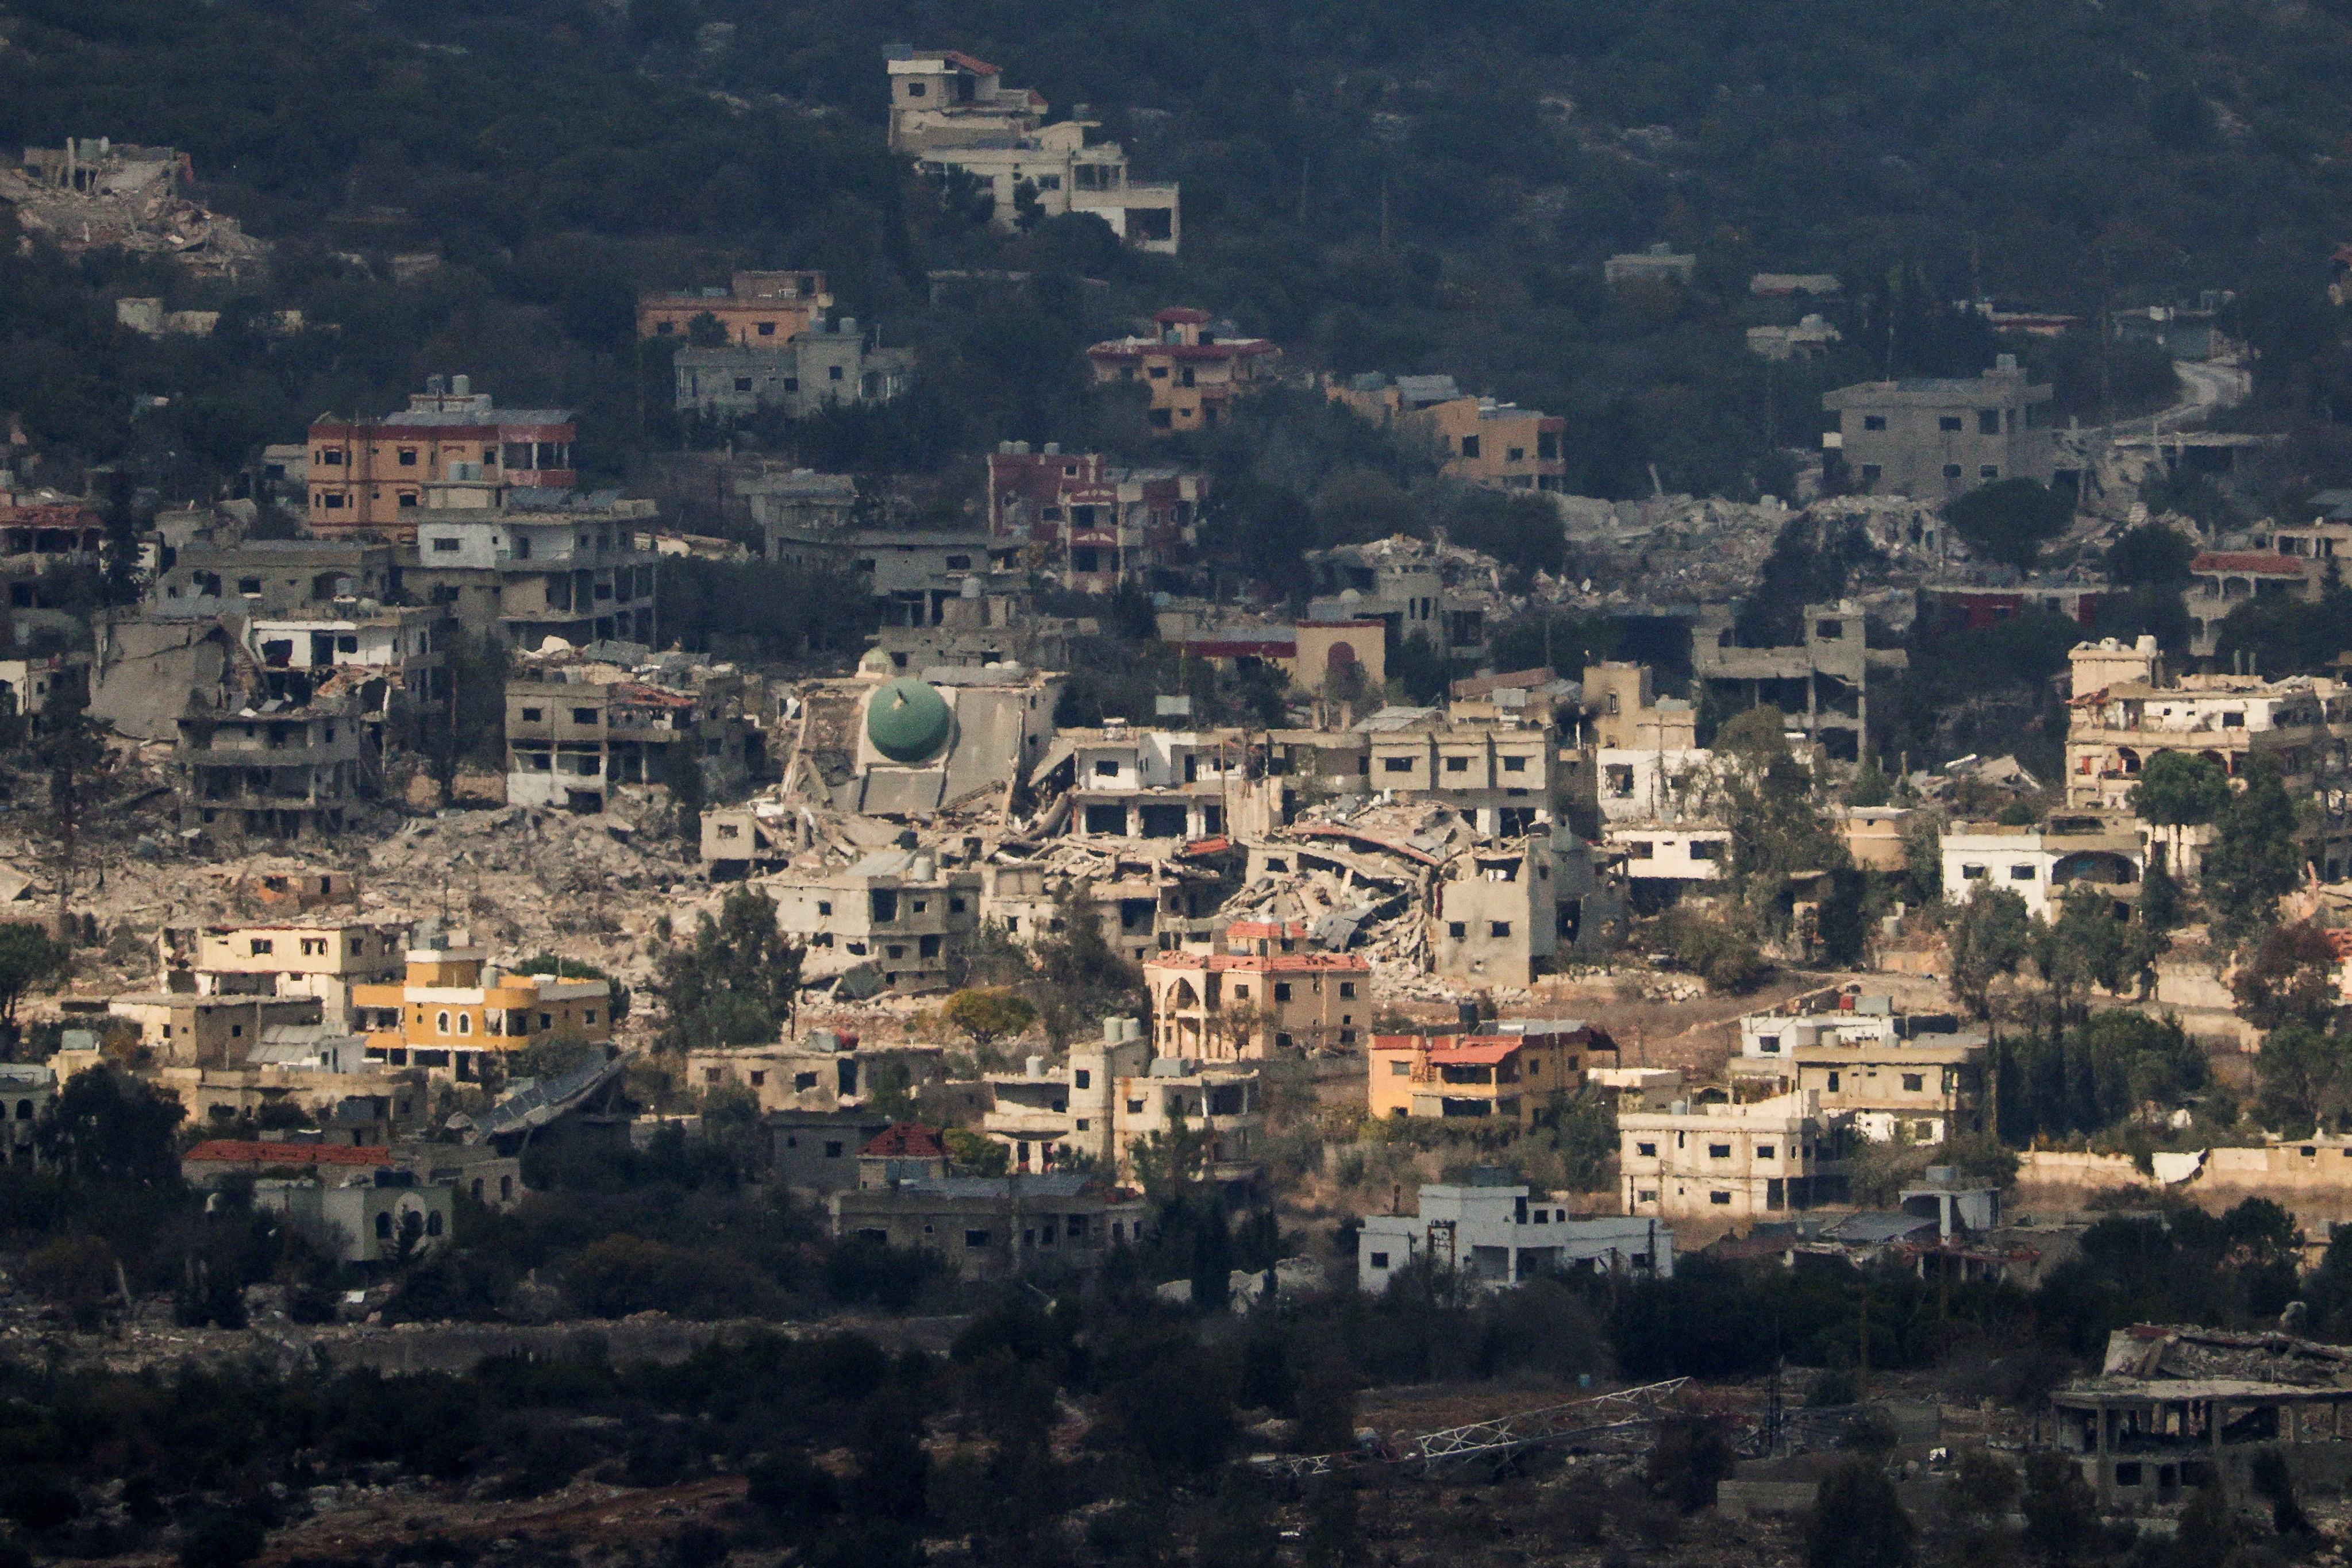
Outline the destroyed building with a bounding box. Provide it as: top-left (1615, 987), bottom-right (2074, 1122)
top-left (695, 1029), bottom-right (946, 1114)
top-left (0, 494), bottom-right (103, 608)
top-left (158, 920), bottom-right (411, 1030)
top-left (175, 675), bottom-right (375, 843)
top-left (769, 848), bottom-right (981, 995)
top-left (986, 442), bottom-right (1206, 590)
top-left (829, 1172), bottom-right (1148, 1282)
top-left (1362, 703), bottom-right (1560, 838)
top-left (3, 139), bottom-right (267, 276)
top-left (1305, 534), bottom-right (1501, 667)
top-left (306, 376), bottom-right (578, 542)
top-left (504, 654), bottom-right (759, 814)
top-left (406, 491), bottom-right (659, 650)
top-left (981, 1018), bottom-right (1264, 1180)
top-left (1031, 723), bottom-right (1256, 843)
top-left (1691, 599), bottom-right (1904, 761)
top-left (1430, 837), bottom-right (1558, 986)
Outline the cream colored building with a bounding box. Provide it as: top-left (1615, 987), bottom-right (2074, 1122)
top-left (158, 921), bottom-right (409, 1028)
top-left (688, 1033), bottom-right (946, 1116)
top-left (1618, 1091), bottom-right (1851, 1222)
top-left (980, 1021), bottom-right (1262, 1179)
top-left (1144, 950), bottom-right (1371, 1060)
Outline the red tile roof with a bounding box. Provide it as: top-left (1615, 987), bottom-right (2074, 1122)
top-left (861, 1123), bottom-right (949, 1159)
top-left (2192, 552), bottom-right (2304, 576)
top-left (184, 1139), bottom-right (390, 1166)
top-left (1227, 919), bottom-right (1306, 941)
top-left (941, 49), bottom-right (1000, 75)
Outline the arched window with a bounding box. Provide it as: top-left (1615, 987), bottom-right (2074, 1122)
top-left (425, 1211), bottom-right (444, 1237)
top-left (374, 1212), bottom-right (392, 1239)
top-left (436, 1011), bottom-right (451, 1034)
top-left (456, 1013), bottom-right (472, 1036)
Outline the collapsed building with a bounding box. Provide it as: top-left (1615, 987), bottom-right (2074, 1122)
top-left (503, 645), bottom-right (761, 814)
top-left (4, 139), bottom-right (268, 275)
top-left (1691, 599), bottom-right (1906, 761)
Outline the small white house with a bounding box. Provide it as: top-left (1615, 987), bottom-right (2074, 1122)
top-left (1941, 821), bottom-right (2142, 920)
top-left (1358, 1175), bottom-right (1672, 1293)
top-left (1605, 823), bottom-right (1728, 882)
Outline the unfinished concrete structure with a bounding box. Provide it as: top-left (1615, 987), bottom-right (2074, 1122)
top-left (405, 491), bottom-right (659, 650)
top-left (1305, 534), bottom-right (1501, 668)
top-left (981, 1020), bottom-right (1265, 1179)
top-left (1618, 1090), bottom-right (1853, 1222)
top-left (768, 847), bottom-right (982, 994)
top-left (1690, 599), bottom-right (1904, 761)
top-left (505, 664), bottom-right (757, 814)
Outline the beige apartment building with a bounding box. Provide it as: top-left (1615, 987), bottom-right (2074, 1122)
top-left (1821, 355), bottom-right (2057, 498)
top-left (1618, 1091), bottom-right (1851, 1222)
top-left (1408, 397), bottom-right (1569, 493)
top-left (768, 847), bottom-right (983, 995)
top-left (158, 921), bottom-right (410, 1028)
top-left (1730, 1038), bottom-right (1988, 1145)
top-left (980, 1021), bottom-right (1264, 1178)
top-left (636, 271), bottom-right (831, 344)
top-left (1143, 950), bottom-right (1372, 1059)
top-left (1087, 309), bottom-right (1279, 432)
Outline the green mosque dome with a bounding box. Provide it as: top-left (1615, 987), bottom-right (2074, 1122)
top-left (867, 678), bottom-right (950, 762)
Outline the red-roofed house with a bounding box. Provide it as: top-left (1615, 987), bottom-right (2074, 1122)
top-left (1368, 1026), bottom-right (1612, 1127)
top-left (1143, 949), bottom-right (1371, 1058)
top-left (1088, 310), bottom-right (1280, 433)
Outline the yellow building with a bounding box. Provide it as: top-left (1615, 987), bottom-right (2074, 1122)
top-left (1087, 309), bottom-right (1280, 434)
top-left (636, 271), bottom-right (832, 344)
top-left (1367, 1023), bottom-right (1610, 1128)
top-left (349, 932), bottom-right (612, 1082)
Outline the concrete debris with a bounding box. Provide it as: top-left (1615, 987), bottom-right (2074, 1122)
top-left (1, 143), bottom-right (270, 277)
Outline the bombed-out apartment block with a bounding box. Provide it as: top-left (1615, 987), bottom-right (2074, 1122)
top-left (1430, 838), bottom-right (1558, 987)
top-left (1306, 534), bottom-right (1499, 667)
top-left (738, 467), bottom-right (858, 565)
top-left (1087, 309), bottom-right (1277, 430)
top-left (149, 538), bottom-right (399, 619)
top-left (1618, 1089), bottom-right (1853, 1223)
top-left (986, 442), bottom-right (1206, 590)
top-left (0, 495), bottom-right (102, 608)
top-left (888, 49), bottom-right (1180, 252)
top-left (1143, 947), bottom-right (1371, 1060)
top-left (702, 803), bottom-right (797, 879)
top-left (406, 491), bottom-right (659, 650)
top-left (505, 667), bottom-right (756, 814)
top-left (159, 920), bottom-right (410, 1029)
top-left (1362, 707), bottom-right (1557, 838)
top-left (306, 376), bottom-right (577, 542)
top-left (349, 931), bottom-right (613, 1081)
top-left (786, 667), bottom-right (1061, 818)
top-left (692, 1030), bottom-right (946, 1114)
top-left (637, 270), bottom-right (832, 343)
top-left (770, 847), bottom-right (981, 994)
top-left (983, 1019), bottom-right (1264, 1178)
top-left (846, 534), bottom-right (1005, 627)
top-left (175, 676), bottom-right (374, 843)
top-left (868, 583), bottom-right (1080, 675)
top-left (673, 317), bottom-right (913, 418)
top-left (1583, 662), bottom-right (1698, 751)
top-left (1691, 599), bottom-right (1903, 761)
top-left (248, 604), bottom-right (453, 750)
top-left (1822, 355), bottom-right (2059, 498)
top-left (1034, 723), bottom-right (1250, 842)
top-left (1368, 1020), bottom-right (1614, 1127)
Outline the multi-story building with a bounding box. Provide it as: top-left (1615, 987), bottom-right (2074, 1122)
top-left (2064, 637), bottom-right (2350, 812)
top-left (1304, 534), bottom-right (1500, 667)
top-left (1087, 309), bottom-right (1279, 433)
top-left (1822, 355), bottom-right (2057, 499)
top-left (1691, 599), bottom-right (1904, 762)
top-left (737, 467), bottom-right (859, 566)
top-left (1367, 1022), bottom-right (1611, 1128)
top-left (2186, 550), bottom-right (2311, 656)
top-left (105, 992), bottom-right (325, 1067)
top-left (157, 922), bottom-right (409, 1028)
top-left (149, 539), bottom-right (400, 619)
top-left (1618, 1091), bottom-right (1852, 1222)
top-left (1583, 662), bottom-right (1699, 751)
top-left (1362, 708), bottom-right (1558, 838)
top-left (887, 49), bottom-right (1179, 252)
top-left (636, 271), bottom-right (832, 344)
top-left (404, 492), bottom-right (659, 650)
top-left (1142, 949), bottom-right (1371, 1059)
top-left (1788, 1041), bottom-right (1987, 1144)
top-left (1942, 819), bottom-right (2144, 920)
top-left (981, 1020), bottom-right (1264, 1178)
top-left (0, 496), bottom-right (104, 609)
top-left (246, 604), bottom-right (452, 749)
top-left (688, 1032), bottom-right (946, 1115)
top-left (1034, 723), bottom-right (1248, 842)
top-left (1408, 398), bottom-right (1569, 493)
top-left (348, 931), bottom-right (613, 1081)
top-left (1360, 1177), bottom-right (1672, 1293)
top-left (1430, 839), bottom-right (1561, 987)
top-left (504, 668), bottom-right (756, 814)
top-left (175, 687), bottom-right (373, 843)
top-left (306, 376), bottom-right (576, 541)
top-left (769, 847), bottom-right (983, 994)
top-left (985, 443), bottom-right (1207, 590)
top-left (672, 319), bottom-right (914, 418)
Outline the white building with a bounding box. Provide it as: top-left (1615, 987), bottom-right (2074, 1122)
top-left (1941, 820), bottom-right (2142, 920)
top-left (1358, 1176), bottom-right (1672, 1293)
top-left (1595, 745), bottom-right (1716, 825)
top-left (1605, 823), bottom-right (1729, 883)
top-left (1618, 1091), bottom-right (1851, 1222)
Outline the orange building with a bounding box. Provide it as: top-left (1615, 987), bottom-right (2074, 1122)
top-left (1087, 309), bottom-right (1280, 434)
top-left (1367, 1024), bottom-right (1611, 1128)
top-left (1407, 397), bottom-right (1568, 492)
top-left (637, 271), bottom-right (832, 345)
top-left (350, 931), bottom-right (612, 1082)
top-left (306, 376), bottom-right (576, 542)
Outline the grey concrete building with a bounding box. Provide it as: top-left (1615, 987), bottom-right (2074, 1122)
top-left (1822, 355), bottom-right (2057, 499)
top-left (673, 324), bottom-right (914, 418)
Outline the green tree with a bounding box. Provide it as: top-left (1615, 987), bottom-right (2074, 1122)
top-left (1805, 1460), bottom-right (1914, 1568)
top-left (941, 987), bottom-right (1038, 1054)
top-left (1946, 478), bottom-right (2073, 572)
top-left (942, 1126), bottom-right (1009, 1175)
top-left (656, 886), bottom-right (804, 1051)
top-left (34, 668), bottom-right (105, 936)
top-left (2233, 922), bottom-right (2341, 1032)
top-left (2019, 1451), bottom-right (2099, 1565)
top-left (2130, 750), bottom-right (2231, 839)
top-left (2256, 1024), bottom-right (2352, 1136)
top-left (0, 921), bottom-right (70, 1035)
top-left (2104, 522), bottom-right (2197, 591)
top-left (515, 954), bottom-right (630, 1022)
top-left (661, 739), bottom-right (707, 842)
top-left (1947, 888), bottom-right (2032, 1019)
top-left (686, 310), bottom-right (729, 348)
top-left (2204, 754), bottom-right (2304, 945)
top-left (34, 1067), bottom-right (184, 1182)
top-left (1712, 706), bottom-right (1848, 924)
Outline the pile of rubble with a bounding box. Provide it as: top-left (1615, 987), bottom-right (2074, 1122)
top-left (0, 145), bottom-right (268, 277)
